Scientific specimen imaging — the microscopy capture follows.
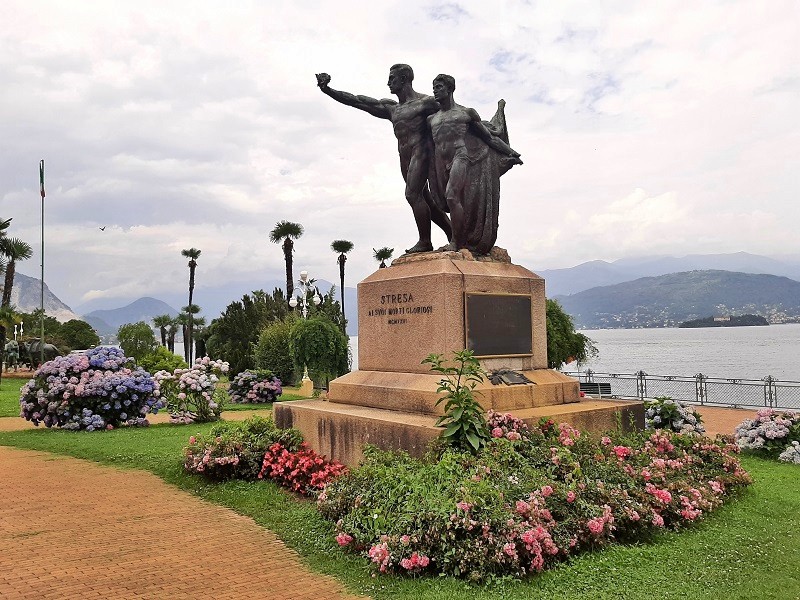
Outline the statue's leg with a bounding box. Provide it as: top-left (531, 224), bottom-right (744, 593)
top-left (445, 156), bottom-right (469, 250)
top-left (423, 187), bottom-right (452, 242)
top-left (404, 152), bottom-right (434, 254)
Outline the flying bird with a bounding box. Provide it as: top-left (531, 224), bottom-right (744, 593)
top-left (99, 226), bottom-right (106, 231)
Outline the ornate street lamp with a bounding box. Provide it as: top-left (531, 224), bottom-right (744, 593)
top-left (289, 270), bottom-right (321, 394)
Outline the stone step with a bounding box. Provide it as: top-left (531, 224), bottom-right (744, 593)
top-left (274, 397), bottom-right (644, 466)
top-left (327, 369), bottom-right (581, 416)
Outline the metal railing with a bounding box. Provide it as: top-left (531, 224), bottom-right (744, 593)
top-left (563, 370), bottom-right (800, 410)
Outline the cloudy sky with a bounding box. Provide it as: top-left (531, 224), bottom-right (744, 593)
top-left (2, 0), bottom-right (798, 314)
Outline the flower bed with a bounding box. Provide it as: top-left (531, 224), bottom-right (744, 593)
top-left (227, 369), bottom-right (282, 404)
top-left (184, 415), bottom-right (344, 494)
top-left (19, 346), bottom-right (163, 430)
top-left (318, 418), bottom-right (751, 581)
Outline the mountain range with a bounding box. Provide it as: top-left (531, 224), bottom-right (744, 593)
top-left (83, 298), bottom-right (180, 336)
top-left (11, 251), bottom-right (800, 333)
top-left (555, 270), bottom-right (800, 329)
top-left (536, 252), bottom-right (800, 297)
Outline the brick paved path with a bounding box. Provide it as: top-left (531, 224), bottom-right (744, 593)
top-left (0, 446), bottom-right (366, 600)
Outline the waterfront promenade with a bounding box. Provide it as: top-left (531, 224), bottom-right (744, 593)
top-left (0, 405), bottom-right (757, 599)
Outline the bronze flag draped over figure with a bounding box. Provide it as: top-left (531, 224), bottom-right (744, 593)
top-left (427, 74), bottom-right (522, 255)
top-left (316, 66), bottom-right (522, 257)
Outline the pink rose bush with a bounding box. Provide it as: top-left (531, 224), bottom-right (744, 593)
top-left (318, 416), bottom-right (751, 580)
top-left (19, 346), bottom-right (163, 430)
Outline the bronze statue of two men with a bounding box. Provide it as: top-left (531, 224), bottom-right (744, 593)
top-left (317, 64), bottom-right (522, 256)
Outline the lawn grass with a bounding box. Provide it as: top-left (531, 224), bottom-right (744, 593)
top-left (0, 421), bottom-right (798, 599)
top-left (0, 378), bottom-right (25, 417)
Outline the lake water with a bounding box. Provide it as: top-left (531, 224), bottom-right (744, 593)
top-left (350, 323), bottom-right (800, 382)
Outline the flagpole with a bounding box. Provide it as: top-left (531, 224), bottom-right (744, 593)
top-left (39, 159), bottom-right (45, 366)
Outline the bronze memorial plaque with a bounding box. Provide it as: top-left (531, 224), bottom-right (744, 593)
top-left (465, 292), bottom-right (532, 357)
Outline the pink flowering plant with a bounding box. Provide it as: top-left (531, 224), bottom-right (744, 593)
top-left (258, 442), bottom-right (346, 495)
top-left (319, 418), bottom-right (751, 580)
top-left (184, 415), bottom-right (303, 480)
top-left (154, 356), bottom-right (229, 424)
top-left (19, 346), bottom-right (163, 431)
top-left (734, 408), bottom-right (800, 456)
top-left (644, 396), bottom-right (705, 435)
top-left (227, 369), bottom-right (282, 404)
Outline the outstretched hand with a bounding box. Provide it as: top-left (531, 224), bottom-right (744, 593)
top-left (316, 73), bottom-right (331, 88)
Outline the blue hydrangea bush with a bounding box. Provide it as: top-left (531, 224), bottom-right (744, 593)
top-left (227, 369), bottom-right (282, 404)
top-left (19, 346), bottom-right (163, 431)
top-left (735, 408), bottom-right (800, 456)
top-left (644, 396), bottom-right (705, 435)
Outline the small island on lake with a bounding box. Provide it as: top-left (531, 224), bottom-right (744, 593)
top-left (678, 314), bottom-right (769, 328)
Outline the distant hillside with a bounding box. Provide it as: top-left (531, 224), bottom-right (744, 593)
top-left (8, 272), bottom-right (80, 322)
top-left (83, 297), bottom-right (179, 335)
top-left (554, 270), bottom-right (800, 329)
top-left (538, 252), bottom-right (800, 297)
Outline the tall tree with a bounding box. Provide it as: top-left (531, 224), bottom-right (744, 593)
top-left (330, 239), bottom-right (354, 331)
top-left (373, 247), bottom-right (394, 269)
top-left (181, 248), bottom-right (201, 364)
top-left (152, 314), bottom-right (172, 347)
top-left (269, 221), bottom-right (303, 305)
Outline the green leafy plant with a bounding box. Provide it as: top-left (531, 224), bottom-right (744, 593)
top-left (138, 345), bottom-right (188, 374)
top-left (423, 350), bottom-right (490, 454)
top-left (289, 315), bottom-right (349, 388)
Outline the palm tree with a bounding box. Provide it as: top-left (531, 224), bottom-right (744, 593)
top-left (167, 319), bottom-right (179, 353)
top-left (152, 314), bottom-right (173, 347)
top-left (0, 237), bottom-right (33, 307)
top-left (180, 304), bottom-right (201, 364)
top-left (269, 221), bottom-right (303, 306)
top-left (330, 240), bottom-right (354, 330)
top-left (373, 247), bottom-right (394, 269)
top-left (181, 248), bottom-right (201, 363)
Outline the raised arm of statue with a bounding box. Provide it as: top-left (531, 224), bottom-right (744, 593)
top-left (316, 73), bottom-right (396, 120)
top-left (467, 108), bottom-right (523, 164)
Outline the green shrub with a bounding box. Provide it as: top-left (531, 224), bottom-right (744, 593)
top-left (138, 346), bottom-right (188, 374)
top-left (254, 315), bottom-right (297, 386)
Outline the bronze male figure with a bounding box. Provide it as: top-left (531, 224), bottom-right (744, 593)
top-left (316, 65), bottom-right (452, 253)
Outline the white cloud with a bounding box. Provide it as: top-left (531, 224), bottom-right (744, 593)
top-left (1, 0), bottom-right (797, 312)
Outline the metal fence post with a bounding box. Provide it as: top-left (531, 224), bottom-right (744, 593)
top-left (636, 370), bottom-right (647, 400)
top-left (694, 373), bottom-right (707, 406)
top-left (763, 376), bottom-right (776, 408)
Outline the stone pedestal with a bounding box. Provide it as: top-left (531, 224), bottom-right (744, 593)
top-left (275, 250), bottom-right (643, 465)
